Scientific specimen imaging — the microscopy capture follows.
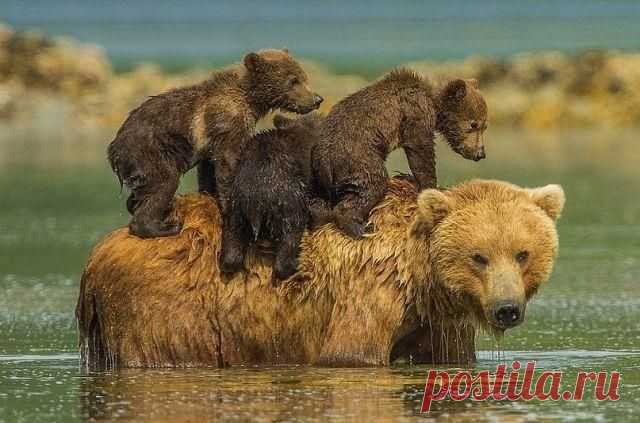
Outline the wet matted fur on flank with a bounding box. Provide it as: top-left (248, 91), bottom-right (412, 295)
top-left (76, 177), bottom-right (563, 369)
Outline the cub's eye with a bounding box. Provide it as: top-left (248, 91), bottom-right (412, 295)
top-left (472, 254), bottom-right (489, 266)
top-left (516, 251), bottom-right (529, 264)
top-left (289, 77), bottom-right (300, 87)
top-left (470, 121), bottom-right (480, 130)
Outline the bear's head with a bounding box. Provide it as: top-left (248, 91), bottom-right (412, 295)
top-left (411, 180), bottom-right (565, 333)
top-left (244, 49), bottom-right (323, 115)
top-left (271, 113), bottom-right (323, 156)
top-left (273, 112), bottom-right (323, 134)
top-left (436, 79), bottom-right (488, 162)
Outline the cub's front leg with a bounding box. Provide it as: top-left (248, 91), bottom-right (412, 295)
top-left (128, 166), bottom-right (182, 239)
top-left (402, 120), bottom-right (437, 190)
top-left (220, 210), bottom-right (251, 276)
top-left (197, 159), bottom-right (217, 195)
top-left (272, 221), bottom-right (306, 283)
top-left (332, 173), bottom-right (387, 239)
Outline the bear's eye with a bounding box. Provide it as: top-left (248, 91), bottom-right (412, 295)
top-left (516, 250), bottom-right (529, 264)
top-left (472, 254), bottom-right (489, 266)
top-left (289, 77), bottom-right (300, 87)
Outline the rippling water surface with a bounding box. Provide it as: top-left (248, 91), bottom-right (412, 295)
top-left (1, 129), bottom-right (639, 421)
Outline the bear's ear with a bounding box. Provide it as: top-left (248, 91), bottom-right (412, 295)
top-left (526, 184), bottom-right (566, 221)
top-left (244, 52), bottom-right (263, 72)
top-left (464, 78), bottom-right (479, 89)
top-left (410, 189), bottom-right (452, 238)
top-left (273, 114), bottom-right (293, 129)
top-left (442, 79), bottom-right (467, 104)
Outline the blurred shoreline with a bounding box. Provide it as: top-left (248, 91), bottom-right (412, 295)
top-left (1, 22), bottom-right (640, 138)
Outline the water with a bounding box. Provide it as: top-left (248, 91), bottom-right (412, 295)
top-left (1, 354), bottom-right (638, 422)
top-left (0, 128), bottom-right (638, 421)
top-left (4, 0), bottom-right (640, 74)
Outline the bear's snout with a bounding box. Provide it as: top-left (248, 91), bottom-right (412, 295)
top-left (492, 301), bottom-right (524, 329)
top-left (474, 146), bottom-right (486, 161)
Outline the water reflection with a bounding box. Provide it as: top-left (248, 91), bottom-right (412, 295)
top-left (1, 338), bottom-right (638, 420)
top-left (73, 353), bottom-right (637, 422)
top-left (77, 366), bottom-right (520, 422)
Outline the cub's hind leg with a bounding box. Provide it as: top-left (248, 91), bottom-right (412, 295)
top-left (128, 169), bottom-right (182, 239)
top-left (332, 175), bottom-right (387, 239)
top-left (126, 193), bottom-right (141, 215)
top-left (272, 221), bottom-right (306, 284)
top-left (220, 209), bottom-right (252, 276)
top-left (197, 159), bottom-right (217, 195)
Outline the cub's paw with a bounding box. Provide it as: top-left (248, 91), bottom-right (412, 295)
top-left (220, 250), bottom-right (244, 276)
top-left (126, 195), bottom-right (141, 215)
top-left (273, 258), bottom-right (298, 283)
top-left (335, 215), bottom-right (366, 239)
top-left (364, 222), bottom-right (375, 234)
top-left (158, 222), bottom-right (182, 237)
top-left (129, 220), bottom-right (182, 239)
top-left (308, 199), bottom-right (335, 228)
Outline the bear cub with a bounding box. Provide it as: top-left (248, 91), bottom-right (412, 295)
top-left (221, 113), bottom-right (325, 281)
top-left (107, 49), bottom-right (323, 238)
top-left (312, 69), bottom-right (488, 238)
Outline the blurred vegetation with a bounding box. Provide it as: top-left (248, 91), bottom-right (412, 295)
top-left (2, 22), bottom-right (640, 134)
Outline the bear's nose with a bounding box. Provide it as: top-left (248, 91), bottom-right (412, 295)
top-left (475, 146), bottom-right (486, 161)
top-left (313, 94), bottom-right (324, 107)
top-left (494, 302), bottom-right (521, 328)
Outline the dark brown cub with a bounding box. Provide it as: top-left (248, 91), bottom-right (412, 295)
top-left (221, 113), bottom-right (326, 282)
top-left (312, 69), bottom-right (488, 238)
top-left (107, 49), bottom-right (322, 238)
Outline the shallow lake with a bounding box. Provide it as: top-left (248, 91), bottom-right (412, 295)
top-left (0, 128), bottom-right (639, 422)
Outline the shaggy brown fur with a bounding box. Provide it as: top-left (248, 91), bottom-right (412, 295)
top-left (221, 113), bottom-right (327, 281)
top-left (76, 177), bottom-right (564, 369)
top-left (107, 49), bottom-right (322, 238)
top-left (312, 69), bottom-right (488, 238)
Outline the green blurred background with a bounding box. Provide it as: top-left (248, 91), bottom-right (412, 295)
top-left (1, 1), bottom-right (639, 422)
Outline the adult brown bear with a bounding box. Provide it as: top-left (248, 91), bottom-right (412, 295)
top-left (76, 177), bottom-right (564, 369)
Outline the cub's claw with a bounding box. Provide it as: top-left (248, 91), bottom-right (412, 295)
top-left (273, 258), bottom-right (297, 282)
top-left (220, 251), bottom-right (244, 276)
top-left (129, 220), bottom-right (182, 239)
top-left (337, 219), bottom-right (366, 239)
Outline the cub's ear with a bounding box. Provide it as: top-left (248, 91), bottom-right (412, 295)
top-left (243, 52), bottom-right (263, 72)
top-left (526, 184), bottom-right (566, 221)
top-left (442, 79), bottom-right (467, 103)
top-left (273, 114), bottom-right (293, 129)
top-left (464, 78), bottom-right (479, 89)
top-left (282, 47), bottom-right (290, 55)
top-left (410, 189), bottom-right (452, 238)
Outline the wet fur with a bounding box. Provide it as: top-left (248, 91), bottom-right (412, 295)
top-left (76, 177), bottom-right (561, 369)
top-left (312, 69), bottom-right (488, 238)
top-left (221, 113), bottom-right (326, 281)
top-left (107, 49), bottom-right (318, 238)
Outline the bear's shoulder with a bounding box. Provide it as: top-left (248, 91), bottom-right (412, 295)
top-left (199, 68), bottom-right (249, 107)
top-left (195, 69), bottom-right (256, 132)
top-left (380, 68), bottom-right (432, 93)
